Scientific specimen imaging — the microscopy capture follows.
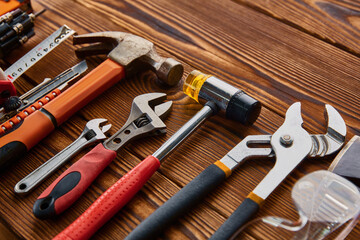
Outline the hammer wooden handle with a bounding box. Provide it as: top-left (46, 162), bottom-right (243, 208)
top-left (0, 59), bottom-right (124, 170)
top-left (33, 143), bottom-right (117, 219)
top-left (53, 155), bottom-right (160, 240)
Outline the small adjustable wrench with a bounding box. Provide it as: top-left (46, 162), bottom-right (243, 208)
top-left (33, 93), bottom-right (172, 219)
top-left (14, 118), bottom-right (111, 195)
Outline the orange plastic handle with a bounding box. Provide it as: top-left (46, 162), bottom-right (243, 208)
top-left (44, 59), bottom-right (125, 125)
top-left (0, 110), bottom-right (55, 168)
top-left (0, 89), bottom-right (61, 135)
top-left (0, 1), bottom-right (21, 15)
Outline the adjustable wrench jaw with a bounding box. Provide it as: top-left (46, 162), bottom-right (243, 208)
top-left (82, 118), bottom-right (112, 142)
top-left (104, 93), bottom-right (172, 152)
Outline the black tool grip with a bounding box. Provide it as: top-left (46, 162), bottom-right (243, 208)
top-left (210, 198), bottom-right (260, 240)
top-left (0, 141), bottom-right (27, 169)
top-left (125, 164), bottom-right (228, 240)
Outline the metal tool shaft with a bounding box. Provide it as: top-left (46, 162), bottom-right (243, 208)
top-left (153, 105), bottom-right (214, 161)
top-left (15, 133), bottom-right (94, 195)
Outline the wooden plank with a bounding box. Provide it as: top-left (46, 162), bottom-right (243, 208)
top-left (0, 218), bottom-right (20, 240)
top-left (0, 0), bottom-right (358, 239)
top-left (74, 0), bottom-right (360, 132)
top-left (233, 0), bottom-right (360, 56)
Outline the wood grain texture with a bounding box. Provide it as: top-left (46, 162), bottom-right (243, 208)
top-left (234, 0), bottom-right (360, 56)
top-left (0, 0), bottom-right (359, 239)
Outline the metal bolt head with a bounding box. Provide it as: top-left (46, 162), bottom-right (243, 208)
top-left (280, 134), bottom-right (293, 147)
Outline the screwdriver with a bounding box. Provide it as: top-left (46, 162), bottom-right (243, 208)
top-left (0, 8), bottom-right (45, 59)
top-left (53, 70), bottom-right (261, 240)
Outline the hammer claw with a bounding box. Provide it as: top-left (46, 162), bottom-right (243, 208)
top-left (75, 42), bottom-right (115, 58)
top-left (73, 31), bottom-right (183, 86)
top-left (73, 32), bottom-right (126, 45)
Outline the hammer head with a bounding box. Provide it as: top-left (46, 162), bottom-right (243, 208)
top-left (73, 32), bottom-right (184, 86)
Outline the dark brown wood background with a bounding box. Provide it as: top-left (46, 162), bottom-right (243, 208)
top-left (0, 0), bottom-right (359, 239)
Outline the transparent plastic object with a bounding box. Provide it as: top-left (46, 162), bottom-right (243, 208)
top-left (231, 170), bottom-right (360, 240)
top-left (291, 170), bottom-right (360, 239)
top-left (183, 70), bottom-right (211, 102)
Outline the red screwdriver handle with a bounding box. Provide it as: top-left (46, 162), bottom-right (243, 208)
top-left (33, 144), bottom-right (117, 219)
top-left (53, 155), bottom-right (160, 240)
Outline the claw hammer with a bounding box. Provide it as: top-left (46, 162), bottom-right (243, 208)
top-left (0, 32), bottom-right (183, 169)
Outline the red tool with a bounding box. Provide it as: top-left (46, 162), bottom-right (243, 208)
top-left (0, 31), bottom-right (183, 169)
top-left (0, 68), bottom-right (16, 102)
top-left (52, 70), bottom-right (261, 240)
top-left (33, 93), bottom-right (172, 219)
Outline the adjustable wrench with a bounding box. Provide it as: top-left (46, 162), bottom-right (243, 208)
top-left (125, 103), bottom-right (347, 240)
top-left (33, 93), bottom-right (172, 219)
top-left (14, 118), bottom-right (111, 195)
top-left (0, 31), bottom-right (182, 169)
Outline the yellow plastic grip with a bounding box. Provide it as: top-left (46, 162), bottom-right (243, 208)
top-left (183, 70), bottom-right (211, 102)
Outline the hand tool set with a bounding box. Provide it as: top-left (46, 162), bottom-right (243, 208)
top-left (52, 69), bottom-right (261, 240)
top-left (33, 92), bottom-right (172, 219)
top-left (1, 5), bottom-right (359, 240)
top-left (0, 25), bottom-right (75, 106)
top-left (14, 118), bottom-right (112, 195)
top-left (0, 60), bottom-right (88, 133)
top-left (231, 136), bottom-right (360, 240)
top-left (125, 102), bottom-right (346, 240)
top-left (0, 31), bottom-right (183, 169)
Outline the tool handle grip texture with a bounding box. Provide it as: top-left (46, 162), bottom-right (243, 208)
top-left (0, 110), bottom-right (55, 169)
top-left (210, 198), bottom-right (260, 240)
top-left (53, 155), bottom-right (160, 240)
top-left (33, 144), bottom-right (117, 219)
top-left (44, 59), bottom-right (125, 125)
top-left (126, 163), bottom-right (228, 240)
top-left (0, 89), bottom-right (61, 135)
top-left (0, 59), bottom-right (124, 169)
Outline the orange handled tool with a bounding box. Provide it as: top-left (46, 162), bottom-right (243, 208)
top-left (0, 59), bottom-right (123, 168)
top-left (0, 31), bottom-right (183, 170)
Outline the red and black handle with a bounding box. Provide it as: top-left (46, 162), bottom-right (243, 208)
top-left (33, 143), bottom-right (117, 219)
top-left (0, 59), bottom-right (125, 170)
top-left (125, 162), bottom-right (229, 240)
top-left (53, 155), bottom-right (160, 240)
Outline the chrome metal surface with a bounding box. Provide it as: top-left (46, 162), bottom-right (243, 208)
top-left (220, 135), bottom-right (273, 170)
top-left (14, 118), bottom-right (111, 195)
top-left (153, 105), bottom-right (214, 161)
top-left (198, 76), bottom-right (239, 114)
top-left (252, 103), bottom-right (346, 200)
top-left (0, 61), bottom-right (88, 123)
top-left (103, 93), bottom-right (172, 152)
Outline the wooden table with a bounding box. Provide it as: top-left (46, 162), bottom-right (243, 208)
top-left (0, 0), bottom-right (359, 239)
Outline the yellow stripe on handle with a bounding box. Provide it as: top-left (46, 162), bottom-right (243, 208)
top-left (214, 161), bottom-right (232, 178)
top-left (247, 192), bottom-right (265, 206)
